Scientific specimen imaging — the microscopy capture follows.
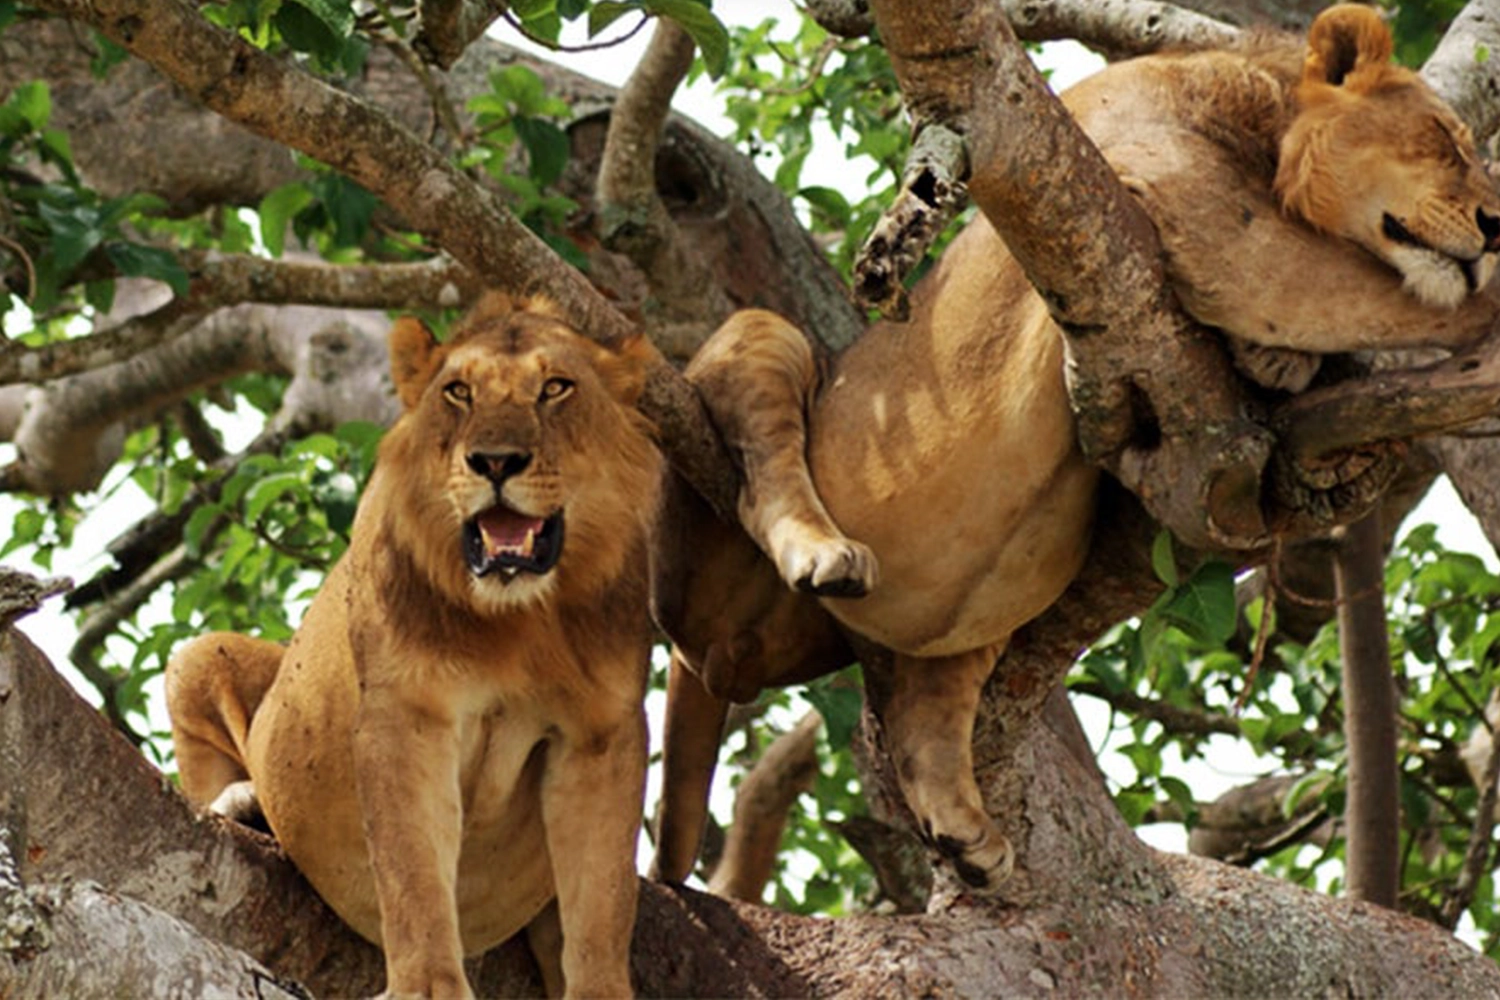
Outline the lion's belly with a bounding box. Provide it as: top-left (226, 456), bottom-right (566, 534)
top-left (806, 239), bottom-right (1098, 657)
top-left (245, 564), bottom-right (557, 956)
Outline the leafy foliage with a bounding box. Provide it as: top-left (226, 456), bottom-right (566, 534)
top-left (714, 15), bottom-right (907, 278)
top-left (0, 82), bottom-right (188, 319)
top-left (1075, 524), bottom-right (1500, 955)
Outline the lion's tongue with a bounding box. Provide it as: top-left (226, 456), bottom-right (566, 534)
top-left (476, 507), bottom-right (545, 560)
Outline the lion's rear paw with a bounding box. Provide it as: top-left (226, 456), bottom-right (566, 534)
top-left (207, 779), bottom-right (267, 831)
top-left (777, 535), bottom-right (879, 598)
top-left (934, 829), bottom-right (1014, 894)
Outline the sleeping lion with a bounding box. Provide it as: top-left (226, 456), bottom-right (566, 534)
top-left (652, 5), bottom-right (1500, 895)
top-left (167, 294), bottom-right (660, 998)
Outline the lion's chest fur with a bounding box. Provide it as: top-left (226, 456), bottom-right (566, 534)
top-left (245, 519), bottom-right (651, 955)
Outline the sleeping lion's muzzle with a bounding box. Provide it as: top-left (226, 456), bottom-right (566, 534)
top-left (463, 505), bottom-right (565, 579)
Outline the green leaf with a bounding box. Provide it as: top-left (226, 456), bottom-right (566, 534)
top-left (798, 186), bottom-right (850, 227)
top-left (11, 81), bottom-right (51, 130)
top-left (38, 198), bottom-right (104, 274)
top-left (83, 279), bottom-right (115, 315)
top-left (1159, 560), bottom-right (1236, 645)
top-left (0, 508), bottom-right (45, 559)
top-left (1151, 530), bottom-right (1179, 587)
top-left (511, 0), bottom-right (557, 17)
top-left (802, 675), bottom-right (863, 751)
top-left (589, 1), bottom-right (641, 36)
top-left (275, 0), bottom-right (355, 64)
top-left (1114, 788), bottom-right (1155, 826)
top-left (1282, 771), bottom-right (1331, 819)
top-left (512, 116), bottom-right (571, 186)
top-left (258, 183), bottom-right (316, 257)
top-left (1158, 776), bottom-right (1197, 825)
top-left (310, 174), bottom-right (377, 248)
top-left (646, 0), bottom-right (729, 79)
top-left (105, 243), bottom-right (190, 297)
top-left (183, 505), bottom-right (222, 559)
top-left (244, 471), bottom-right (307, 525)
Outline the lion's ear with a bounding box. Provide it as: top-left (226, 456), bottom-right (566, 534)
top-left (389, 317), bottom-right (440, 411)
top-left (1302, 4), bottom-right (1394, 91)
top-left (595, 334), bottom-right (657, 407)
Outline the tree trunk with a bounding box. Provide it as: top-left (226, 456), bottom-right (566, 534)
top-left (1335, 510), bottom-right (1401, 909)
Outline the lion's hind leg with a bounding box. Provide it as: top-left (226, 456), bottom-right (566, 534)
top-left (688, 309), bottom-right (878, 597)
top-left (164, 632), bottom-right (283, 827)
top-left (885, 647), bottom-right (1014, 894)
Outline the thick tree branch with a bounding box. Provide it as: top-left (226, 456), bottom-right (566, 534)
top-left (1002, 0), bottom-right (1239, 55)
top-left (26, 0), bottom-right (743, 518)
top-left (0, 254), bottom-right (476, 386)
top-left (1273, 332), bottom-right (1500, 464)
top-left (1185, 773), bottom-right (1334, 866)
top-left (11, 618), bottom-right (1500, 997)
top-left (0, 304), bottom-right (394, 496)
top-left (1422, 0), bottom-right (1500, 146)
top-left (597, 20), bottom-right (733, 339)
top-left (851, 124), bottom-right (968, 318)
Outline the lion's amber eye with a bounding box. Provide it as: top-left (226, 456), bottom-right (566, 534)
top-left (539, 377), bottom-right (574, 403)
top-left (443, 381), bottom-right (471, 405)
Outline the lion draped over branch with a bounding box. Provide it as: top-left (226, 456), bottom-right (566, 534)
top-left (652, 3), bottom-right (1500, 899)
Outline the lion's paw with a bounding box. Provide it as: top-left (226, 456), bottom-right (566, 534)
top-left (933, 828), bottom-right (1015, 894)
top-left (207, 779), bottom-right (264, 828)
top-left (774, 531), bottom-right (879, 598)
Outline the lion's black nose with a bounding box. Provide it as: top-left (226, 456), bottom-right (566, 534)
top-left (468, 450), bottom-right (532, 484)
top-left (1478, 207), bottom-right (1500, 252)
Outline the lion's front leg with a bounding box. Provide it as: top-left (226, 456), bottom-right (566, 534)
top-left (539, 708), bottom-right (647, 999)
top-left (352, 686), bottom-right (470, 1000)
top-left (689, 309), bottom-right (878, 598)
top-left (885, 647), bottom-right (1014, 894)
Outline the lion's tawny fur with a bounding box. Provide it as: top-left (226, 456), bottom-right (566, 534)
top-left (168, 294), bottom-right (660, 998)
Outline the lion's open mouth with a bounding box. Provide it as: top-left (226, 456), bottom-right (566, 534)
top-left (462, 505), bottom-right (564, 580)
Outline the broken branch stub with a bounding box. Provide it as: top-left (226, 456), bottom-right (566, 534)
top-left (852, 123), bottom-right (969, 319)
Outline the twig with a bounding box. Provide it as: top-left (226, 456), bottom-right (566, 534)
top-left (1440, 722), bottom-right (1500, 927)
top-left (501, 10), bottom-right (650, 53)
top-left (0, 231), bottom-right (38, 303)
top-left (1070, 680), bottom-right (1241, 737)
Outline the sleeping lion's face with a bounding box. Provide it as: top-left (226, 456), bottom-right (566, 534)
top-left (1276, 6), bottom-right (1500, 309)
top-left (383, 300), bottom-right (658, 614)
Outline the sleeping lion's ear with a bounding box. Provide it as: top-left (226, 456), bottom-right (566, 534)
top-left (1303, 4), bottom-right (1393, 90)
top-left (389, 317), bottom-right (441, 411)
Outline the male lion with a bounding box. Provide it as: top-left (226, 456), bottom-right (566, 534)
top-left (167, 294), bottom-right (661, 998)
top-left (652, 5), bottom-right (1500, 895)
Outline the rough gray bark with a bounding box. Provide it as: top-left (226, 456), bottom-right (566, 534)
top-left (1422, 0), bottom-right (1500, 146)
